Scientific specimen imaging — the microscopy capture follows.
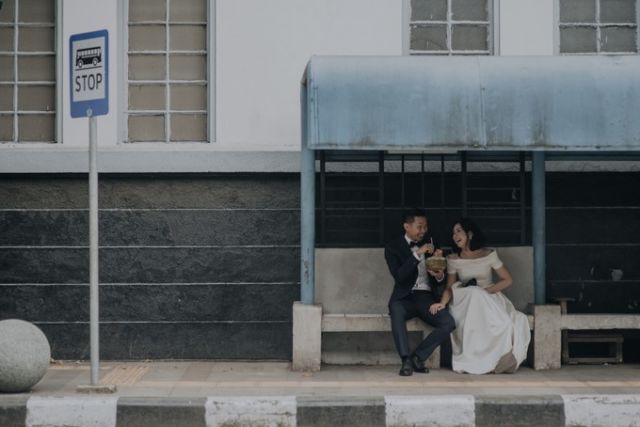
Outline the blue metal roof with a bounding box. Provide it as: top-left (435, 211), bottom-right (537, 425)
top-left (302, 56), bottom-right (640, 151)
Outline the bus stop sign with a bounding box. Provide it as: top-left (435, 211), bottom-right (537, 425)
top-left (70, 29), bottom-right (108, 118)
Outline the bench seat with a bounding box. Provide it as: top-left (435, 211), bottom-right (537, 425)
top-left (323, 313), bottom-right (535, 332)
top-left (561, 314), bottom-right (640, 330)
top-left (322, 314), bottom-right (433, 332)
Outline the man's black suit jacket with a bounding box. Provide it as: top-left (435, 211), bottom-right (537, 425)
top-left (384, 235), bottom-right (443, 306)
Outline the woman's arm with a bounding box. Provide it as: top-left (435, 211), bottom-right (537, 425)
top-left (485, 266), bottom-right (512, 294)
top-left (429, 272), bottom-right (456, 314)
top-left (439, 272), bottom-right (457, 305)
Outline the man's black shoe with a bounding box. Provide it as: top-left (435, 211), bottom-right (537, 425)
top-left (410, 353), bottom-right (429, 374)
top-left (399, 357), bottom-right (413, 376)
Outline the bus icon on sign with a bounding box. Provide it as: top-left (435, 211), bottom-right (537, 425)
top-left (76, 47), bottom-right (102, 69)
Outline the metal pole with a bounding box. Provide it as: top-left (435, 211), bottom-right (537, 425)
top-left (88, 110), bottom-right (100, 385)
top-left (300, 86), bottom-right (315, 305)
top-left (532, 151), bottom-right (546, 305)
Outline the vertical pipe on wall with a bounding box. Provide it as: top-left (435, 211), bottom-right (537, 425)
top-left (378, 151), bottom-right (385, 245)
top-left (440, 155), bottom-right (445, 208)
top-left (532, 151), bottom-right (546, 305)
top-left (320, 151), bottom-right (326, 244)
top-left (300, 84), bottom-right (315, 305)
top-left (420, 153), bottom-right (425, 207)
top-left (461, 152), bottom-right (467, 217)
top-left (519, 152), bottom-right (526, 245)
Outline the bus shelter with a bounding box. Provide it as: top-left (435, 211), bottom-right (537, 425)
top-left (300, 56), bottom-right (640, 304)
top-left (297, 55), bottom-right (640, 371)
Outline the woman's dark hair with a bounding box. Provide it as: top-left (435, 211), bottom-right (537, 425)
top-left (452, 217), bottom-right (487, 253)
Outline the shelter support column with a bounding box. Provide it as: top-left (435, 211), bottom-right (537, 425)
top-left (532, 151), bottom-right (546, 304)
top-left (300, 88), bottom-right (315, 305)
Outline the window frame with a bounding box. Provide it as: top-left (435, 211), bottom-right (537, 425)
top-left (0, 0), bottom-right (62, 144)
top-left (121, 0), bottom-right (214, 144)
top-left (404, 0), bottom-right (498, 56)
top-left (555, 0), bottom-right (640, 55)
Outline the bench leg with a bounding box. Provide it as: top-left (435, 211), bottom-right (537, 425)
top-left (532, 305), bottom-right (561, 370)
top-left (292, 302), bottom-right (322, 372)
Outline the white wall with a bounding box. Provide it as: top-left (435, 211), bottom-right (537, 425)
top-left (499, 0), bottom-right (555, 55)
top-left (215, 0), bottom-right (403, 150)
top-left (1, 0), bottom-right (636, 172)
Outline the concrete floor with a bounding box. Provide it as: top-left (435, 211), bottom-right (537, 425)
top-left (16, 361), bottom-right (640, 398)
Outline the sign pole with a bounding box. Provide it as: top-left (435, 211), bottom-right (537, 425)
top-left (71, 29), bottom-right (114, 393)
top-left (88, 108), bottom-right (99, 386)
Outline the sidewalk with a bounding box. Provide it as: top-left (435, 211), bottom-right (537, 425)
top-left (2, 361), bottom-right (640, 426)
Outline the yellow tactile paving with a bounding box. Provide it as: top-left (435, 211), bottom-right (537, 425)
top-left (101, 365), bottom-right (149, 385)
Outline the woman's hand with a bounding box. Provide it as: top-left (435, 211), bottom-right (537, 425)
top-left (429, 302), bottom-right (446, 315)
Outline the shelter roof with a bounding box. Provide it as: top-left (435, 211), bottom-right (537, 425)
top-left (302, 56), bottom-right (640, 151)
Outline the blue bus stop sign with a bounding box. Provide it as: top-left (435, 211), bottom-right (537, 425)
top-left (70, 30), bottom-right (109, 118)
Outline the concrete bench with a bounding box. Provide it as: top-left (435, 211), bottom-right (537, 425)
top-left (528, 308), bottom-right (640, 369)
top-left (292, 247), bottom-right (535, 371)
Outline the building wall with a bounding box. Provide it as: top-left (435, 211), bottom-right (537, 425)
top-left (7, 0), bottom-right (632, 173)
top-left (0, 174), bottom-right (300, 359)
top-left (1, 0), bottom-right (639, 361)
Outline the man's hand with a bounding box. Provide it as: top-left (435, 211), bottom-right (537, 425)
top-left (429, 302), bottom-right (445, 315)
top-left (427, 269), bottom-right (445, 281)
top-left (416, 243), bottom-right (435, 255)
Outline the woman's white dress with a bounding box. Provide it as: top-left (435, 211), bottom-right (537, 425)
top-left (447, 250), bottom-right (531, 374)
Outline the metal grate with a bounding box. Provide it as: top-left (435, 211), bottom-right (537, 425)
top-left (317, 151), bottom-right (530, 248)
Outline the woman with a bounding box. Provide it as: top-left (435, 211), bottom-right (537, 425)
top-left (431, 218), bottom-right (531, 374)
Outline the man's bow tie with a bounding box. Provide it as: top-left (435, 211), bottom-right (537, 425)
top-left (409, 241), bottom-right (419, 248)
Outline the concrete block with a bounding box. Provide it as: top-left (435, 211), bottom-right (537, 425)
top-left (475, 395), bottom-right (564, 427)
top-left (496, 247), bottom-right (533, 312)
top-left (26, 396), bottom-right (118, 427)
top-left (292, 302), bottom-right (322, 372)
top-left (385, 395), bottom-right (475, 427)
top-left (204, 396), bottom-right (296, 427)
top-left (316, 248), bottom-right (391, 314)
top-left (562, 394), bottom-right (640, 427)
top-left (0, 396), bottom-right (29, 427)
top-left (532, 305), bottom-right (562, 370)
top-left (117, 397), bottom-right (206, 427)
top-left (297, 397), bottom-right (385, 427)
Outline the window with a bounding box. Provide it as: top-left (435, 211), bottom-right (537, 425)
top-left (0, 0), bottom-right (56, 143)
top-left (409, 0), bottom-right (493, 55)
top-left (127, 0), bottom-right (208, 143)
top-left (559, 0), bottom-right (639, 53)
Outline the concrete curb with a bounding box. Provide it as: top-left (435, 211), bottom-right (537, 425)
top-left (0, 394), bottom-right (639, 427)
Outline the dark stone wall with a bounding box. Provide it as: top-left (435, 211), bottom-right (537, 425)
top-left (0, 174), bottom-right (300, 360)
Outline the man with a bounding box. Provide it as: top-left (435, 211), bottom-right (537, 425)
top-left (384, 208), bottom-right (455, 376)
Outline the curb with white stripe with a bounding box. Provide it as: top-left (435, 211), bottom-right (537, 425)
top-left (0, 394), bottom-right (638, 427)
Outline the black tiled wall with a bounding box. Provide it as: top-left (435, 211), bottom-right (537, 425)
top-left (0, 174), bottom-right (300, 360)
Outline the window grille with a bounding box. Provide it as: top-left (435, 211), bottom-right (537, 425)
top-left (409, 0), bottom-right (493, 55)
top-left (127, 0), bottom-right (208, 142)
top-left (559, 0), bottom-right (639, 54)
top-left (0, 0), bottom-right (56, 143)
